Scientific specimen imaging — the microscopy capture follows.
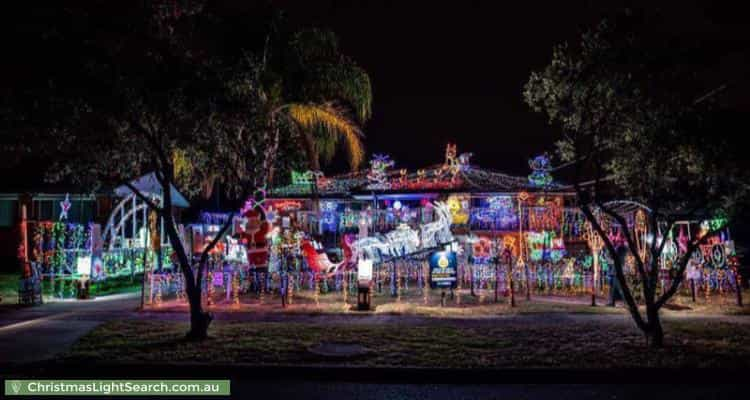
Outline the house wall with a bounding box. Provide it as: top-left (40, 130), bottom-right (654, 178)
top-left (0, 193), bottom-right (115, 273)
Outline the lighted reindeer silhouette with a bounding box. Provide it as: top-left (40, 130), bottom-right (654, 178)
top-left (419, 201), bottom-right (453, 249)
top-left (350, 201), bottom-right (453, 263)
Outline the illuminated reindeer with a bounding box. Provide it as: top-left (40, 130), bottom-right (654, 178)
top-left (351, 201), bottom-right (453, 264)
top-left (384, 224), bottom-right (420, 257)
top-left (350, 236), bottom-right (391, 262)
top-left (419, 201), bottom-right (453, 249)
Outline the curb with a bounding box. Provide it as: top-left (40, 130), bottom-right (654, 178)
top-left (3, 362), bottom-right (746, 383)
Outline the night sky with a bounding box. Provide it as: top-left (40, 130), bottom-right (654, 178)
top-left (243, 0), bottom-right (750, 176)
top-left (2, 1), bottom-right (748, 180)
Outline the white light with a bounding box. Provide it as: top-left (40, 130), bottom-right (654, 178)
top-left (358, 259), bottom-right (373, 281)
top-left (266, 226), bottom-right (280, 239)
top-left (76, 256), bottom-right (92, 275)
top-left (393, 200), bottom-right (402, 210)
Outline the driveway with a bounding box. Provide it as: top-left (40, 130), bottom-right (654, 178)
top-left (0, 293), bottom-right (140, 363)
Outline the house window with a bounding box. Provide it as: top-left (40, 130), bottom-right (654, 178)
top-left (68, 200), bottom-right (96, 223)
top-left (33, 200), bottom-right (55, 221)
top-left (32, 198), bottom-right (96, 223)
top-left (0, 200), bottom-right (17, 227)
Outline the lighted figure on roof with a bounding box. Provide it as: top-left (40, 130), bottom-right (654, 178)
top-left (442, 143), bottom-right (473, 182)
top-left (291, 170), bottom-right (326, 187)
top-left (528, 153), bottom-right (554, 187)
top-left (59, 193), bottom-right (71, 221)
top-left (367, 154), bottom-right (395, 189)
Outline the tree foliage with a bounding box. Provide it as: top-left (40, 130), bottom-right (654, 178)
top-left (524, 13), bottom-right (749, 346)
top-left (2, 2), bottom-right (373, 339)
top-left (260, 27), bottom-right (372, 174)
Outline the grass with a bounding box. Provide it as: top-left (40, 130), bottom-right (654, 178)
top-left (0, 273), bottom-right (18, 304)
top-left (61, 317), bottom-right (750, 369)
top-left (1, 272), bottom-right (141, 305)
top-left (152, 286), bottom-right (750, 318)
top-left (39, 274), bottom-right (142, 299)
top-left (151, 288), bottom-right (625, 318)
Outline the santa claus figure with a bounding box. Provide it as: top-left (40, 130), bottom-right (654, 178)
top-left (239, 199), bottom-right (272, 271)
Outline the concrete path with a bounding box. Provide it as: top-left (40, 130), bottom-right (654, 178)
top-left (0, 293), bottom-right (140, 363)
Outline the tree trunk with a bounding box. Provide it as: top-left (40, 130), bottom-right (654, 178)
top-left (645, 305), bottom-right (664, 348)
top-left (509, 268), bottom-right (516, 308)
top-left (186, 288), bottom-right (212, 341)
top-left (524, 263), bottom-right (531, 300)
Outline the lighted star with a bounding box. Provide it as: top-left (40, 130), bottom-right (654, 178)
top-left (59, 194), bottom-right (71, 221)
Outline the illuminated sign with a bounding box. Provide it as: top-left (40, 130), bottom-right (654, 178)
top-left (357, 259), bottom-right (373, 282)
top-left (271, 200), bottom-right (303, 212)
top-left (76, 256), bottom-right (92, 275)
top-left (429, 251), bottom-right (457, 289)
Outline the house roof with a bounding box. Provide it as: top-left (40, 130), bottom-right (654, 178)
top-left (269, 163), bottom-right (573, 199)
top-left (114, 172), bottom-right (190, 208)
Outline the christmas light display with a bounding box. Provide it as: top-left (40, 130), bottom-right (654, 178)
top-left (350, 201), bottom-right (454, 263)
top-left (366, 154), bottom-right (395, 189)
top-left (320, 201), bottom-right (339, 232)
top-left (419, 201), bottom-right (453, 249)
top-left (526, 231), bottom-right (566, 262)
top-left (28, 142), bottom-right (736, 309)
top-left (527, 153), bottom-right (553, 187)
top-left (446, 195), bottom-right (470, 225)
top-left (59, 194), bottom-right (72, 221)
top-left (470, 195), bottom-right (518, 231)
top-left (269, 200), bottom-right (303, 212)
top-left (291, 170), bottom-right (321, 186)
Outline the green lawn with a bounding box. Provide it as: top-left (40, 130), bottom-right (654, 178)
top-left (1, 273), bottom-right (141, 304)
top-left (0, 273), bottom-right (19, 304)
top-left (61, 317), bottom-right (750, 369)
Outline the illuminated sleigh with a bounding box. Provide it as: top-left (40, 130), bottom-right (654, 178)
top-left (300, 236), bottom-right (354, 277)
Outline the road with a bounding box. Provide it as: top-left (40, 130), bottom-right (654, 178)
top-left (226, 382), bottom-right (745, 400)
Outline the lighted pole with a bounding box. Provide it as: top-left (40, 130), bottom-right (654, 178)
top-left (584, 221), bottom-right (603, 306)
top-left (517, 192), bottom-right (527, 304)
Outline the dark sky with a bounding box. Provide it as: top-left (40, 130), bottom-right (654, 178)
top-left (1, 0), bottom-right (748, 196)
top-left (234, 0), bottom-right (750, 176)
top-left (2, 0), bottom-right (747, 182)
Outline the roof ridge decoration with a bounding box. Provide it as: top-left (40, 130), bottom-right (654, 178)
top-left (272, 169), bottom-right (365, 197)
top-left (366, 154), bottom-right (395, 190)
top-left (382, 144), bottom-right (473, 191)
top-left (270, 146), bottom-right (571, 197)
top-left (528, 153), bottom-right (554, 187)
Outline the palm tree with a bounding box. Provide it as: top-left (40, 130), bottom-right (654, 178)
top-left (259, 28), bottom-right (372, 184)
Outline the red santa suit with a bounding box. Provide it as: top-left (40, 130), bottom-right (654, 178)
top-left (240, 206), bottom-right (271, 270)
